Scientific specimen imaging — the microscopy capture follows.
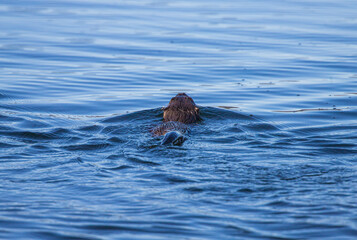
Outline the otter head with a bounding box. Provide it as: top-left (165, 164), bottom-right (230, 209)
top-left (163, 93), bottom-right (201, 124)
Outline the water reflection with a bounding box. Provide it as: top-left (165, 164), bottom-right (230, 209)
top-left (0, 0), bottom-right (356, 239)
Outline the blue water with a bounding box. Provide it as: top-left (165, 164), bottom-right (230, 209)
top-left (1, 0), bottom-right (357, 239)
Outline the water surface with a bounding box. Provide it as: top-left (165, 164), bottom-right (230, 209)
top-left (0, 0), bottom-right (357, 239)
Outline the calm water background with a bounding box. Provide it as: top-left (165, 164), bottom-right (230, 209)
top-left (1, 0), bottom-right (357, 239)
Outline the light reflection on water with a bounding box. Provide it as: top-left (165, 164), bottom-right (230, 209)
top-left (0, 0), bottom-right (357, 239)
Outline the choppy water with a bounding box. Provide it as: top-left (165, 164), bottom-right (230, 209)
top-left (1, 0), bottom-right (357, 239)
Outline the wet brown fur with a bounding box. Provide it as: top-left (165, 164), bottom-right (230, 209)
top-left (163, 93), bottom-right (201, 124)
top-left (152, 121), bottom-right (188, 136)
top-left (152, 93), bottom-right (201, 136)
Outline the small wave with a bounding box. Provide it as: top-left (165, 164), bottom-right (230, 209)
top-left (63, 142), bottom-right (113, 152)
top-left (0, 142), bottom-right (23, 148)
top-left (137, 172), bottom-right (196, 184)
top-left (275, 107), bottom-right (344, 113)
top-left (101, 108), bottom-right (161, 123)
top-left (124, 154), bottom-right (161, 166)
top-left (0, 130), bottom-right (55, 141)
top-left (77, 125), bottom-right (102, 133)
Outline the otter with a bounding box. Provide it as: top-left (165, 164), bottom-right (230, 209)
top-left (152, 93), bottom-right (201, 145)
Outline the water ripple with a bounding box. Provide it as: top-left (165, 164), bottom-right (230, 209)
top-left (1, 0), bottom-right (357, 239)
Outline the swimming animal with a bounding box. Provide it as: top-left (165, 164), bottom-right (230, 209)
top-left (152, 93), bottom-right (201, 145)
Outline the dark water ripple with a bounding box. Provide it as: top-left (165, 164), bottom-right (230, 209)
top-left (1, 0), bottom-right (357, 239)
